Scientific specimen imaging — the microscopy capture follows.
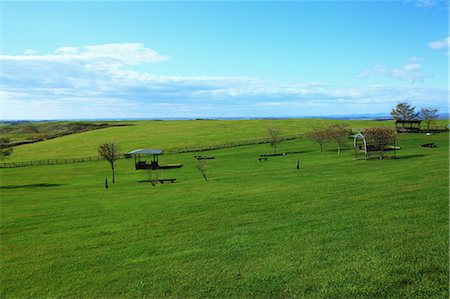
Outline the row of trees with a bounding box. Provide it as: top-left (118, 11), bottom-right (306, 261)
top-left (307, 125), bottom-right (398, 157)
top-left (307, 124), bottom-right (350, 155)
top-left (391, 102), bottom-right (439, 130)
top-left (268, 102), bottom-right (438, 156)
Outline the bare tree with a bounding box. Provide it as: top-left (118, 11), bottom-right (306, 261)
top-left (98, 143), bottom-right (120, 183)
top-left (325, 124), bottom-right (349, 155)
top-left (267, 127), bottom-right (281, 154)
top-left (420, 107), bottom-right (439, 131)
top-left (147, 168), bottom-right (161, 186)
top-left (307, 128), bottom-right (327, 152)
top-left (363, 127), bottom-right (397, 157)
top-left (390, 101), bottom-right (419, 120)
top-left (196, 159), bottom-right (208, 181)
top-left (0, 138), bottom-right (13, 160)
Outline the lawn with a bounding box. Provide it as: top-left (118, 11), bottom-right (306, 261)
top-left (4, 118), bottom-right (401, 162)
top-left (0, 120), bottom-right (448, 297)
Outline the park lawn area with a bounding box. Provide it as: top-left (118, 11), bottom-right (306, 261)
top-left (0, 127), bottom-right (448, 297)
top-left (5, 118), bottom-right (401, 162)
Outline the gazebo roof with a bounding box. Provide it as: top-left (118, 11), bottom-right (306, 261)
top-left (128, 148), bottom-right (163, 155)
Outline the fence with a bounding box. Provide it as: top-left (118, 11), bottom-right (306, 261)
top-left (419, 125), bottom-right (449, 132)
top-left (0, 134), bottom-right (303, 169)
top-left (164, 134), bottom-right (303, 154)
top-left (0, 156), bottom-right (106, 168)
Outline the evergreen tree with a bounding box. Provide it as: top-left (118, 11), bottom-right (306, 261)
top-left (390, 101), bottom-right (419, 120)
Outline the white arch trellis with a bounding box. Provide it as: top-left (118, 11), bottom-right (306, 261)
top-left (354, 133), bottom-right (368, 160)
top-left (354, 131), bottom-right (398, 160)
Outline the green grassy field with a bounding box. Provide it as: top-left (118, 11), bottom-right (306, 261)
top-left (1, 119), bottom-right (448, 297)
top-left (4, 118), bottom-right (402, 162)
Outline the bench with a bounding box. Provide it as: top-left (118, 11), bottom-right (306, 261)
top-left (158, 178), bottom-right (176, 184)
top-left (194, 156), bottom-right (215, 160)
top-left (420, 143), bottom-right (436, 148)
top-left (258, 157), bottom-right (268, 161)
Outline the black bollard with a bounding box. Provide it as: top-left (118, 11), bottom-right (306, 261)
top-left (296, 160), bottom-right (300, 170)
top-left (105, 178), bottom-right (109, 189)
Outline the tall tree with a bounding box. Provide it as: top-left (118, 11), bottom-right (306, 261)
top-left (390, 101), bottom-right (419, 120)
top-left (0, 138), bottom-right (13, 160)
top-left (420, 107), bottom-right (439, 131)
top-left (325, 124), bottom-right (349, 155)
top-left (267, 127), bottom-right (281, 154)
top-left (98, 143), bottom-right (120, 183)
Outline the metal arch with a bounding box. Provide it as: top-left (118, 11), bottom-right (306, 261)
top-left (354, 132), bottom-right (368, 160)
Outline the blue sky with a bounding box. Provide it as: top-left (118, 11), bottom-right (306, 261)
top-left (1, 1), bottom-right (448, 119)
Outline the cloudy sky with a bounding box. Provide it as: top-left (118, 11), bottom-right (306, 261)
top-left (1, 1), bottom-right (448, 120)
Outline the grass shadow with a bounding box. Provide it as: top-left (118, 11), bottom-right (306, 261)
top-left (323, 147), bottom-right (351, 153)
top-left (0, 183), bottom-right (67, 189)
top-left (284, 150), bottom-right (315, 154)
top-left (394, 154), bottom-right (426, 160)
top-left (365, 154), bottom-right (426, 161)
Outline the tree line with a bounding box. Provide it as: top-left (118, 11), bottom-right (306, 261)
top-left (391, 101), bottom-right (439, 131)
top-left (306, 124), bottom-right (351, 155)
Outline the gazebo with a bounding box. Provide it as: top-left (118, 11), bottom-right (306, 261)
top-left (128, 148), bottom-right (163, 170)
top-left (128, 148), bottom-right (183, 170)
top-left (395, 120), bottom-right (421, 133)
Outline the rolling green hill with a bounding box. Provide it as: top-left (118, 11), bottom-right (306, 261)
top-left (5, 119), bottom-right (397, 162)
top-left (1, 119), bottom-right (448, 297)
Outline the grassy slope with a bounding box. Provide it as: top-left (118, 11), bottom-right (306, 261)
top-left (0, 124), bottom-right (448, 297)
top-left (7, 119), bottom-right (398, 162)
top-left (0, 121), bottom-right (124, 142)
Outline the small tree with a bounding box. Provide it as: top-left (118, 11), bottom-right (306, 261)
top-left (325, 124), bottom-right (349, 155)
top-left (0, 138), bottom-right (13, 160)
top-left (196, 159), bottom-right (208, 181)
top-left (420, 107), bottom-right (439, 131)
top-left (98, 143), bottom-right (120, 183)
top-left (363, 127), bottom-right (397, 157)
top-left (390, 101), bottom-right (419, 120)
top-left (307, 128), bottom-right (327, 152)
top-left (267, 127), bottom-right (281, 154)
top-left (147, 168), bottom-right (160, 186)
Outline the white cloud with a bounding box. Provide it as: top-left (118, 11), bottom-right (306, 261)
top-left (403, 63), bottom-right (421, 71)
top-left (1, 44), bottom-right (448, 119)
top-left (55, 47), bottom-right (79, 55)
top-left (82, 43), bottom-right (168, 65)
top-left (428, 36), bottom-right (450, 50)
top-left (24, 49), bottom-right (37, 55)
top-left (1, 43), bottom-right (168, 66)
top-left (414, 0), bottom-right (437, 8)
top-left (409, 56), bottom-right (423, 62)
top-left (406, 0), bottom-right (449, 8)
top-left (357, 60), bottom-right (424, 83)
